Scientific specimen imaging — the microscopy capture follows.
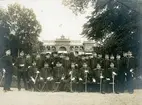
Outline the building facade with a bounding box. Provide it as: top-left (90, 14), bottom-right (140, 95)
top-left (43, 35), bottom-right (95, 54)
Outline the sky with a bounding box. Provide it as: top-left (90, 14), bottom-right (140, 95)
top-left (0, 0), bottom-right (93, 41)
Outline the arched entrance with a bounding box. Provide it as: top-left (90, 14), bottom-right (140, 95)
top-left (59, 46), bottom-right (67, 51)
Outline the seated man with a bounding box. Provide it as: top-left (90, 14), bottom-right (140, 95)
top-left (91, 64), bottom-right (105, 93)
top-left (79, 62), bottom-right (91, 92)
top-left (104, 63), bottom-right (118, 94)
top-left (68, 62), bottom-right (79, 92)
top-left (28, 61), bottom-right (41, 91)
top-left (53, 62), bottom-right (65, 91)
top-left (40, 62), bottom-right (53, 91)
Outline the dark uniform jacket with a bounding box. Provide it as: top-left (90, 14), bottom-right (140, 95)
top-left (51, 56), bottom-right (60, 68)
top-left (126, 57), bottom-right (136, 71)
top-left (115, 59), bottom-right (122, 75)
top-left (126, 57), bottom-right (136, 77)
top-left (97, 58), bottom-right (104, 67)
top-left (25, 58), bottom-right (33, 69)
top-left (53, 66), bottom-right (65, 81)
top-left (41, 67), bottom-right (53, 80)
top-left (121, 57), bottom-right (127, 72)
top-left (2, 55), bottom-right (13, 74)
top-left (91, 68), bottom-right (104, 82)
top-left (28, 65), bottom-right (39, 80)
top-left (107, 67), bottom-right (118, 81)
top-left (35, 58), bottom-right (44, 70)
top-left (15, 56), bottom-right (26, 71)
top-left (90, 57), bottom-right (97, 70)
top-left (44, 58), bottom-right (52, 67)
top-left (80, 67), bottom-right (91, 82)
top-left (109, 59), bottom-right (115, 64)
top-left (63, 59), bottom-right (70, 76)
top-left (68, 68), bottom-right (79, 82)
top-left (103, 59), bottom-right (110, 71)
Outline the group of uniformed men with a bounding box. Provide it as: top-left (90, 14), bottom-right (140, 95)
top-left (0, 49), bottom-right (137, 94)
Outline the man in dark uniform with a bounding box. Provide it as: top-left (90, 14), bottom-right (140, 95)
top-left (53, 62), bottom-right (65, 91)
top-left (40, 62), bottom-right (53, 91)
top-left (91, 64), bottom-right (105, 93)
top-left (103, 54), bottom-right (110, 74)
top-left (28, 61), bottom-right (40, 91)
top-left (115, 54), bottom-right (122, 93)
top-left (73, 52), bottom-right (81, 69)
top-left (68, 62), bottom-right (79, 92)
top-left (80, 55), bottom-right (86, 67)
top-left (90, 52), bottom-right (98, 70)
top-left (97, 54), bottom-right (103, 67)
top-left (35, 54), bottom-right (44, 71)
top-left (63, 55), bottom-right (70, 78)
top-left (25, 54), bottom-right (33, 90)
top-left (85, 55), bottom-right (90, 67)
top-left (109, 55), bottom-right (115, 64)
top-left (120, 52), bottom-right (128, 93)
top-left (126, 51), bottom-right (136, 94)
top-left (107, 63), bottom-right (119, 94)
top-left (59, 53), bottom-right (65, 65)
top-left (79, 62), bottom-right (91, 92)
top-left (44, 53), bottom-right (52, 67)
top-left (15, 51), bottom-right (27, 91)
top-left (2, 49), bottom-right (13, 91)
top-left (51, 52), bottom-right (60, 69)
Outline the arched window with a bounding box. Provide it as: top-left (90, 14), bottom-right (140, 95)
top-left (59, 46), bottom-right (67, 51)
top-left (70, 46), bottom-right (74, 51)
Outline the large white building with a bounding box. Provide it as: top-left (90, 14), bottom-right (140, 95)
top-left (43, 35), bottom-right (95, 54)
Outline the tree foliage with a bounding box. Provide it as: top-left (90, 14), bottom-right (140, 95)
top-left (62, 0), bottom-right (95, 14)
top-left (0, 3), bottom-right (42, 57)
top-left (63, 0), bottom-right (140, 56)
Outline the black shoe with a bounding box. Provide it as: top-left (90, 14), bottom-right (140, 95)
top-left (101, 91), bottom-right (105, 94)
top-left (8, 89), bottom-right (13, 91)
top-left (115, 92), bottom-right (119, 94)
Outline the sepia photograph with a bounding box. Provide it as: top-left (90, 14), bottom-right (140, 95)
top-left (0, 0), bottom-right (142, 105)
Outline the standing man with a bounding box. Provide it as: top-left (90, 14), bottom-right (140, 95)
top-left (63, 55), bottom-right (70, 78)
top-left (120, 52), bottom-right (128, 93)
top-left (97, 54), bottom-right (103, 67)
top-left (107, 63), bottom-right (119, 94)
top-left (90, 52), bottom-right (98, 71)
top-left (2, 49), bottom-right (13, 91)
top-left (126, 51), bottom-right (136, 94)
top-left (15, 51), bottom-right (27, 91)
top-left (109, 55), bottom-right (115, 64)
top-left (25, 54), bottom-right (33, 90)
top-left (35, 54), bottom-right (44, 71)
top-left (103, 54), bottom-right (110, 74)
top-left (115, 54), bottom-right (122, 93)
top-left (44, 53), bottom-right (52, 67)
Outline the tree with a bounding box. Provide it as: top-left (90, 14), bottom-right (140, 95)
top-left (0, 8), bottom-right (10, 56)
top-left (63, 0), bottom-right (140, 56)
top-left (0, 3), bottom-right (42, 57)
